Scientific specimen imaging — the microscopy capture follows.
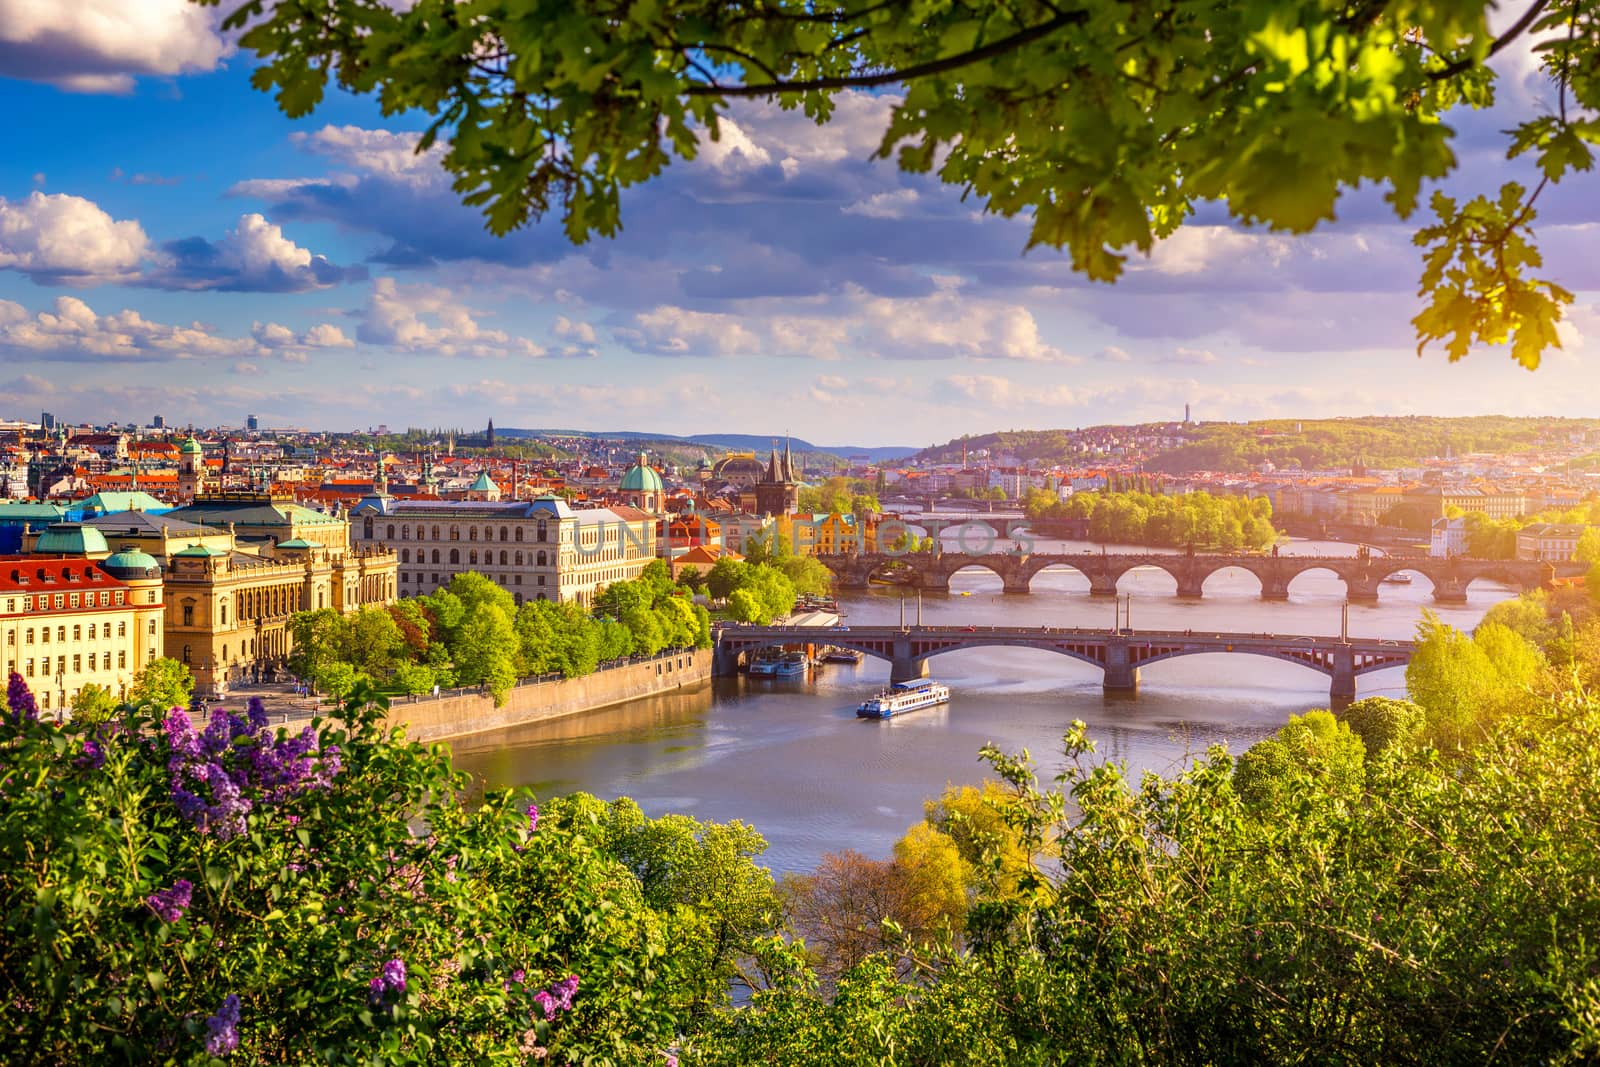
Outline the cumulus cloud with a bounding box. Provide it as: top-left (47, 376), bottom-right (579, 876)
top-left (842, 188), bottom-right (920, 220)
top-left (0, 0), bottom-right (229, 93)
top-left (0, 295), bottom-right (344, 363)
top-left (357, 277), bottom-right (549, 358)
top-left (935, 375), bottom-right (1077, 409)
top-left (0, 192), bottom-right (149, 284)
top-left (289, 125), bottom-right (450, 190)
top-left (153, 213), bottom-right (366, 292)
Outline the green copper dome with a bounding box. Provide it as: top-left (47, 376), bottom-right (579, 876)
top-left (102, 549), bottom-right (162, 580)
top-left (35, 523), bottom-right (110, 557)
top-left (619, 453), bottom-right (663, 493)
top-left (470, 472), bottom-right (496, 491)
top-left (180, 436), bottom-right (203, 455)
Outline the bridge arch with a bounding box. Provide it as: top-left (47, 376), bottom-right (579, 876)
top-left (1020, 559), bottom-right (1093, 592)
top-left (1284, 564), bottom-right (1359, 600)
top-left (1109, 559), bottom-right (1182, 596)
top-left (1198, 564), bottom-right (1268, 599)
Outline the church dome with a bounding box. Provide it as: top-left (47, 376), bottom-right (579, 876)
top-left (180, 436), bottom-right (203, 456)
top-left (620, 453), bottom-right (664, 493)
top-left (35, 522), bottom-right (110, 557)
top-left (102, 548), bottom-right (162, 580)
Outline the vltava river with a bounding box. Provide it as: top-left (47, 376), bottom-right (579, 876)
top-left (450, 539), bottom-right (1513, 874)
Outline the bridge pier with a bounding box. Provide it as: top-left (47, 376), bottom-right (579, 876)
top-left (1259, 578), bottom-right (1290, 601)
top-left (1175, 578), bottom-right (1205, 599)
top-left (1345, 580), bottom-right (1380, 604)
top-left (1431, 581), bottom-right (1469, 604)
top-left (1002, 578), bottom-right (1031, 595)
top-left (1330, 651), bottom-right (1357, 705)
top-left (712, 643), bottom-right (742, 678)
top-left (1102, 643), bottom-right (1140, 694)
top-left (890, 656), bottom-right (929, 684)
top-left (1088, 577), bottom-right (1119, 598)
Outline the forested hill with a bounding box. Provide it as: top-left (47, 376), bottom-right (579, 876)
top-left (916, 417), bottom-right (1600, 473)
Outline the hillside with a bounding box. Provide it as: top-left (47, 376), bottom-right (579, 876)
top-left (915, 417), bottom-right (1600, 473)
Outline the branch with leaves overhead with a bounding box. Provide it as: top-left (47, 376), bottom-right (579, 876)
top-left (202, 0), bottom-right (1600, 367)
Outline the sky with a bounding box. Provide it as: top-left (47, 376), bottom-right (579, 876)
top-left (0, 1), bottom-right (1596, 448)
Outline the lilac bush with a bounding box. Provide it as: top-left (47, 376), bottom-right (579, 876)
top-left (0, 672), bottom-right (755, 1064)
top-left (6, 670), bottom-right (38, 725)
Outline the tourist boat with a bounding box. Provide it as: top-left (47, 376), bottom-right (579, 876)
top-left (856, 678), bottom-right (951, 719)
top-left (772, 651), bottom-right (811, 678)
top-left (747, 649), bottom-right (784, 676)
top-left (1382, 571), bottom-right (1414, 584)
top-left (822, 647), bottom-right (864, 665)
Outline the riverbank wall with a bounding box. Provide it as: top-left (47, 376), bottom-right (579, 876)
top-left (382, 650), bottom-right (712, 743)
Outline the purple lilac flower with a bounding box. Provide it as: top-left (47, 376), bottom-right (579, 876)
top-left (526, 803), bottom-right (539, 833)
top-left (245, 697), bottom-right (268, 730)
top-left (6, 671), bottom-right (39, 725)
top-left (204, 994), bottom-right (240, 1056)
top-left (146, 879), bottom-right (193, 923)
top-left (369, 958), bottom-right (408, 1005)
top-left (165, 705), bottom-right (340, 838)
top-left (74, 737), bottom-right (105, 770)
top-left (532, 975), bottom-right (580, 1019)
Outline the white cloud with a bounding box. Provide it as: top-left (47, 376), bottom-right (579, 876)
top-left (1138, 226), bottom-right (1294, 276)
top-left (0, 0), bottom-right (229, 93)
top-left (1163, 347), bottom-right (1220, 365)
top-left (0, 295), bottom-right (332, 364)
top-left (697, 118), bottom-right (773, 175)
top-left (842, 188), bottom-right (920, 220)
top-left (0, 192), bottom-right (149, 284)
top-left (357, 277), bottom-right (547, 358)
top-left (615, 305), bottom-right (764, 356)
top-left (936, 375), bottom-right (1077, 409)
top-left (857, 285), bottom-right (1078, 362)
top-left (290, 125), bottom-right (449, 189)
top-left (154, 213), bottom-right (362, 292)
top-left (552, 316), bottom-right (597, 344)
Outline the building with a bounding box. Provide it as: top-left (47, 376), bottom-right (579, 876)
top-left (152, 415), bottom-right (166, 430)
top-left (751, 442), bottom-right (801, 517)
top-left (1516, 523), bottom-right (1595, 562)
top-left (246, 415), bottom-right (259, 432)
top-left (618, 452), bottom-right (666, 513)
top-left (1, 552), bottom-right (164, 716)
top-left (177, 437), bottom-right (207, 503)
top-left (1430, 516), bottom-right (1468, 558)
top-left (1406, 485), bottom-right (1528, 521)
top-left (351, 495), bottom-right (656, 607)
top-left (141, 493), bottom-right (399, 697)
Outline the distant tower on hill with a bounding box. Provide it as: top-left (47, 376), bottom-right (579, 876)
top-left (1184, 402), bottom-right (1192, 425)
top-left (487, 418), bottom-right (495, 448)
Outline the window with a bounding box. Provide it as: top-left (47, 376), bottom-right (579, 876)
top-left (25, 629), bottom-right (33, 645)
top-left (220, 602), bottom-right (228, 625)
top-left (387, 524), bottom-right (395, 540)
top-left (515, 575), bottom-right (523, 586)
top-left (69, 593), bottom-right (80, 608)
top-left (401, 525), bottom-right (410, 540)
top-left (469, 526), bottom-right (478, 542)
top-left (24, 658), bottom-right (32, 677)
top-left (148, 619), bottom-right (156, 635)
top-left (363, 518), bottom-right (374, 539)
top-left (73, 625), bottom-right (81, 641)
top-left (469, 549), bottom-right (478, 565)
top-left (401, 573), bottom-right (409, 584)
top-left (537, 520), bottom-right (547, 542)
top-left (401, 548), bottom-right (410, 563)
top-left (499, 550), bottom-right (508, 565)
top-left (449, 525), bottom-right (459, 541)
top-left (118, 650), bottom-right (126, 669)
top-left (89, 653), bottom-right (96, 671)
top-left (54, 594), bottom-right (64, 608)
top-left (515, 527), bottom-right (523, 542)
top-left (449, 549), bottom-right (460, 565)
top-left (432, 525), bottom-right (440, 540)
top-left (536, 550), bottom-right (547, 567)
top-left (56, 627), bottom-right (64, 641)
top-left (73, 654), bottom-right (81, 673)
top-left (514, 551), bottom-right (523, 565)
top-left (431, 549), bottom-right (440, 564)
top-left (88, 623), bottom-right (96, 639)
top-left (318, 591), bottom-right (324, 609)
top-left (182, 645), bottom-right (191, 664)
top-left (537, 575), bottom-right (546, 586)
top-left (22, 596), bottom-right (31, 611)
top-left (499, 527), bottom-right (508, 542)
top-left (222, 644), bottom-right (228, 662)
top-left (182, 604), bottom-right (194, 626)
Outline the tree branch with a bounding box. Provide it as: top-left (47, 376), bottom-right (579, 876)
top-left (682, 9), bottom-right (1088, 97)
top-left (1428, 0), bottom-right (1549, 80)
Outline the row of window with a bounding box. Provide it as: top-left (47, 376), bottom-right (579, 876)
top-left (366, 521), bottom-right (551, 543)
top-left (5, 591), bottom-right (128, 612)
top-left (5, 619), bottom-right (146, 645)
top-left (19, 649), bottom-right (132, 676)
top-left (400, 548), bottom-right (555, 567)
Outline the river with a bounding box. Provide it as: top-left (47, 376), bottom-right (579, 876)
top-left (450, 538), bottom-right (1514, 874)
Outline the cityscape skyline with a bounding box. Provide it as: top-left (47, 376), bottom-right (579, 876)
top-left (2, 3), bottom-right (1597, 445)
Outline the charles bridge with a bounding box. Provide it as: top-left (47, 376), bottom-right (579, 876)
top-left (714, 624), bottom-right (1414, 702)
top-left (815, 550), bottom-right (1573, 603)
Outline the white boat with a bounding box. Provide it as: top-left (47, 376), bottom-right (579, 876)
top-left (856, 678), bottom-right (951, 719)
top-left (1382, 571), bottom-right (1414, 585)
top-left (747, 649), bottom-right (783, 676)
top-left (772, 652), bottom-right (810, 677)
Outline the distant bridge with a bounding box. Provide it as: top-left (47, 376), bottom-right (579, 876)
top-left (714, 624), bottom-right (1414, 703)
top-left (817, 551), bottom-right (1571, 603)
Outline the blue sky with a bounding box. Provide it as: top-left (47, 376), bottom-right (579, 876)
top-left (1, 1), bottom-right (1596, 447)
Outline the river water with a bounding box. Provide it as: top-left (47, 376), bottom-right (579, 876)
top-left (450, 539), bottom-right (1513, 874)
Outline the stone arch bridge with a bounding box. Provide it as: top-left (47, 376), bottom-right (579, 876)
top-left (714, 624), bottom-right (1413, 703)
top-left (817, 551), bottom-right (1569, 603)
